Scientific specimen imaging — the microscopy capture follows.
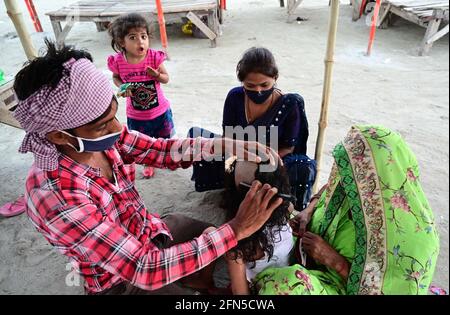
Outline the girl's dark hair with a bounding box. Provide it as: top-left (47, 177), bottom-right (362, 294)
top-left (108, 13), bottom-right (153, 52)
top-left (223, 160), bottom-right (291, 268)
top-left (236, 47), bottom-right (279, 82)
top-left (13, 38), bottom-right (93, 101)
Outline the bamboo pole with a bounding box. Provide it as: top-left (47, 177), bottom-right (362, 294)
top-left (313, 0), bottom-right (340, 193)
top-left (4, 0), bottom-right (37, 60)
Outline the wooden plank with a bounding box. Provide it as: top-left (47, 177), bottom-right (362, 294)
top-left (207, 9), bottom-right (218, 47)
top-left (393, 8), bottom-right (448, 13)
top-left (186, 11), bottom-right (216, 40)
top-left (57, 16), bottom-right (76, 48)
top-left (47, 0), bottom-right (218, 17)
top-left (50, 19), bottom-right (63, 43)
top-left (46, 1), bottom-right (119, 17)
top-left (0, 107), bottom-right (21, 129)
top-left (403, 4), bottom-right (449, 10)
top-left (390, 5), bottom-right (428, 27)
top-left (45, 0), bottom-right (220, 48)
top-left (378, 3), bottom-right (392, 27)
top-left (351, 0), bottom-right (362, 21)
top-left (419, 15), bottom-right (442, 55)
top-left (0, 80), bottom-right (16, 110)
top-left (0, 80), bottom-right (21, 129)
top-left (101, 1), bottom-right (217, 16)
top-left (425, 23), bottom-right (449, 43)
top-left (389, 0), bottom-right (448, 7)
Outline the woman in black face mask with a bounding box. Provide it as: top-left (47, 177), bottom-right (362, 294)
top-left (232, 47), bottom-right (293, 158)
top-left (188, 47), bottom-right (316, 211)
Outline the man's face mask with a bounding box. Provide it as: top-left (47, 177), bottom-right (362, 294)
top-left (60, 127), bottom-right (123, 153)
top-left (244, 87), bottom-right (275, 104)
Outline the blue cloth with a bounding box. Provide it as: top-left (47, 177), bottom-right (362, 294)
top-left (188, 127), bottom-right (224, 192)
top-left (127, 108), bottom-right (174, 139)
top-left (283, 154), bottom-right (317, 210)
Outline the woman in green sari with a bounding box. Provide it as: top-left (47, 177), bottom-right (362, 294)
top-left (253, 125), bottom-right (439, 295)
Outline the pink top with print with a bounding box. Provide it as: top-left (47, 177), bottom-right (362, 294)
top-left (108, 49), bottom-right (170, 120)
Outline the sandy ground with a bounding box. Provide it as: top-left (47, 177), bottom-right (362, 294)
top-left (0, 0), bottom-right (448, 295)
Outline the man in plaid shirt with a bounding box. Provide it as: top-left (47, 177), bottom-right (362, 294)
top-left (12, 41), bottom-right (282, 295)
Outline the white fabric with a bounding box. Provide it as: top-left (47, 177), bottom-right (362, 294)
top-left (245, 224), bottom-right (294, 282)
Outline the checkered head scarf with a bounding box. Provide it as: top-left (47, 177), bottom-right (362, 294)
top-left (13, 58), bottom-right (114, 171)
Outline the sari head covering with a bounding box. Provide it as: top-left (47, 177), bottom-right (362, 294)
top-left (254, 125), bottom-right (439, 295)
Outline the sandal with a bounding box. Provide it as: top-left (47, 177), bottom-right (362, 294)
top-left (0, 196), bottom-right (26, 218)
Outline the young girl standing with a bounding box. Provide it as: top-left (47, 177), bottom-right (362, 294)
top-left (108, 13), bottom-right (174, 178)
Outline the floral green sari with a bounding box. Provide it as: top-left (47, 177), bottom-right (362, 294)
top-left (253, 125), bottom-right (439, 295)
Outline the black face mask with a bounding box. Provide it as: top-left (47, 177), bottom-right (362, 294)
top-left (244, 87), bottom-right (274, 104)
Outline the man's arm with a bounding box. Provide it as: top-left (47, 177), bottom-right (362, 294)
top-left (34, 189), bottom-right (237, 291)
top-left (33, 181), bottom-right (282, 291)
top-left (117, 125), bottom-right (214, 170)
top-left (117, 126), bottom-right (279, 171)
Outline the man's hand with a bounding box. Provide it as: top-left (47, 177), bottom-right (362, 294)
top-left (216, 138), bottom-right (282, 168)
top-left (228, 180), bottom-right (283, 241)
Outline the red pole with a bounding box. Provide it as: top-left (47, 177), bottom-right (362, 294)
top-left (221, 0), bottom-right (227, 10)
top-left (24, 0), bottom-right (43, 32)
top-left (366, 0), bottom-right (381, 56)
top-left (155, 0), bottom-right (169, 56)
top-left (359, 0), bottom-right (367, 18)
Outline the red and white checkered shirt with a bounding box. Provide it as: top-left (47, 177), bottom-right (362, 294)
top-left (24, 126), bottom-right (237, 294)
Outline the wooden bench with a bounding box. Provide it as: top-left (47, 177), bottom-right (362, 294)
top-left (378, 0), bottom-right (449, 55)
top-left (353, 0), bottom-right (449, 55)
top-left (46, 0), bottom-right (222, 48)
top-left (0, 80), bottom-right (21, 129)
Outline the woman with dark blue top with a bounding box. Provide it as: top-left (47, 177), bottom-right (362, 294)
top-left (190, 47), bottom-right (316, 210)
top-left (222, 87), bottom-right (303, 156)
